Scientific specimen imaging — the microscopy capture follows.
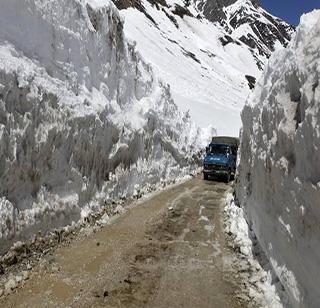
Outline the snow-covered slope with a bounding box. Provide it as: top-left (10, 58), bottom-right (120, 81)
top-left (113, 0), bottom-right (294, 135)
top-left (0, 0), bottom-right (201, 255)
top-left (236, 10), bottom-right (320, 308)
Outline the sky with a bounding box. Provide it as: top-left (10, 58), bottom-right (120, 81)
top-left (262, 0), bottom-right (320, 25)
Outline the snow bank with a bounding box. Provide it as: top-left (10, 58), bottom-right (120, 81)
top-left (224, 193), bottom-right (288, 308)
top-left (0, 0), bottom-right (201, 255)
top-left (236, 10), bottom-right (320, 308)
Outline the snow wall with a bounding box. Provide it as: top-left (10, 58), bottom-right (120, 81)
top-left (0, 0), bottom-right (201, 255)
top-left (236, 10), bottom-right (320, 308)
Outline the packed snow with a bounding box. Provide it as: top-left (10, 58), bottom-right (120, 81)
top-left (0, 0), bottom-right (202, 255)
top-left (236, 10), bottom-right (320, 308)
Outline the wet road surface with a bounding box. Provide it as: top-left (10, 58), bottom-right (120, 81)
top-left (1, 176), bottom-right (248, 308)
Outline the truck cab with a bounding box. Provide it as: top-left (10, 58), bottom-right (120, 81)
top-left (203, 137), bottom-right (239, 182)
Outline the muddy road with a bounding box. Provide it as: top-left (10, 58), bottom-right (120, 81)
top-left (1, 177), bottom-right (248, 308)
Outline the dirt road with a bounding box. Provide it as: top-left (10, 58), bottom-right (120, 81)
top-left (1, 177), bottom-right (248, 308)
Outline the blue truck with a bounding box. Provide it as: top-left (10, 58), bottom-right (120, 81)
top-left (203, 136), bottom-right (239, 182)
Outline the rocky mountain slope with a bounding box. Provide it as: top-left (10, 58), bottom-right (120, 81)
top-left (236, 10), bottom-right (320, 308)
top-left (113, 0), bottom-right (294, 135)
top-left (0, 0), bottom-right (201, 255)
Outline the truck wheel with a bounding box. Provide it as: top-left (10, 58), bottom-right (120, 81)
top-left (225, 171), bottom-right (231, 183)
top-left (204, 173), bottom-right (209, 180)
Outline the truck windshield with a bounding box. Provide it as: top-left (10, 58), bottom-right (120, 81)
top-left (209, 144), bottom-right (229, 155)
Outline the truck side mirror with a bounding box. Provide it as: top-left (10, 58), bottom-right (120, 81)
top-left (205, 147), bottom-right (209, 154)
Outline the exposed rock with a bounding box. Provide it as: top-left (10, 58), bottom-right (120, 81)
top-left (225, 2), bottom-right (294, 58)
top-left (172, 4), bottom-right (193, 18)
top-left (113, 0), bottom-right (158, 24)
top-left (195, 0), bottom-right (294, 67)
top-left (194, 0), bottom-right (260, 22)
top-left (245, 75), bottom-right (256, 90)
top-left (219, 35), bottom-right (238, 46)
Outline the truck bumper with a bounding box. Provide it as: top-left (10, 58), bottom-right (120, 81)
top-left (203, 169), bottom-right (229, 176)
